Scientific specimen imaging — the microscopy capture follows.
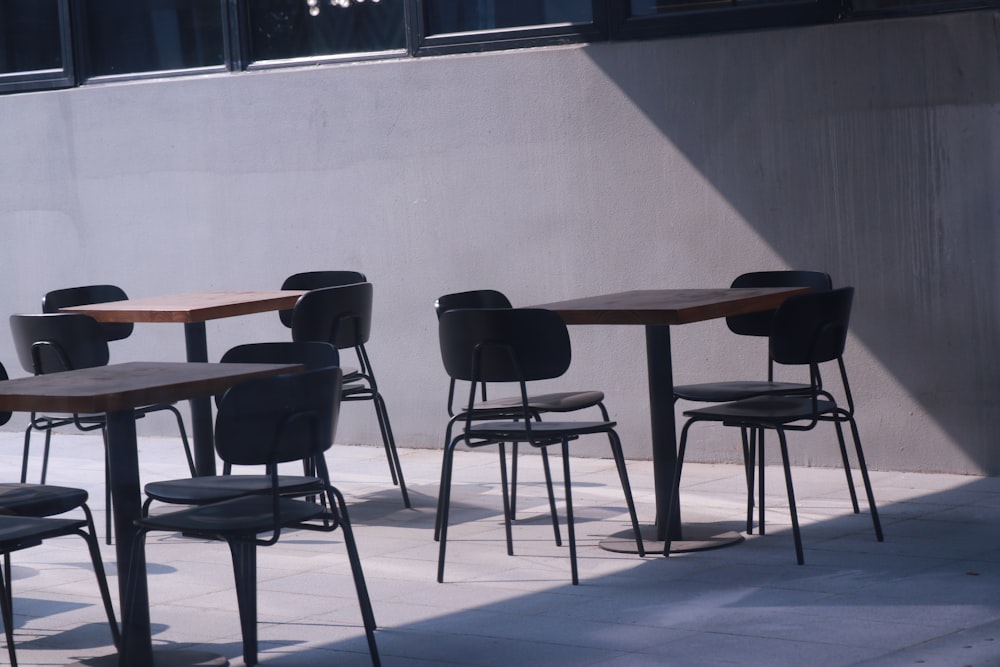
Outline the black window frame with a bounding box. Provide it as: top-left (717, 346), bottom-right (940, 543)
top-left (409, 0), bottom-right (608, 56)
top-left (70, 0), bottom-right (232, 85)
top-left (0, 0), bottom-right (75, 95)
top-left (2, 0), bottom-right (997, 96)
top-left (238, 0), bottom-right (411, 71)
top-left (608, 0), bottom-right (842, 40)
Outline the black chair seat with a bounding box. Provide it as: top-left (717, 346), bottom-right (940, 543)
top-left (684, 395), bottom-right (839, 422)
top-left (144, 475), bottom-right (323, 506)
top-left (462, 390), bottom-right (606, 414)
top-left (138, 495), bottom-right (327, 536)
top-left (468, 420), bottom-right (619, 442)
top-left (0, 483), bottom-right (88, 517)
top-left (673, 381), bottom-right (811, 403)
top-left (0, 515), bottom-right (89, 544)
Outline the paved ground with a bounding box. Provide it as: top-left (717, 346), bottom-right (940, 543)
top-left (2, 431), bottom-right (999, 666)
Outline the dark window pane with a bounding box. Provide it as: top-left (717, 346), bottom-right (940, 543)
top-left (425, 0), bottom-right (591, 34)
top-left (248, 0), bottom-right (405, 61)
top-left (630, 0), bottom-right (795, 11)
top-left (82, 0), bottom-right (225, 77)
top-left (0, 0), bottom-right (62, 74)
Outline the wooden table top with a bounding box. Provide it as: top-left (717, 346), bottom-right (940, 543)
top-left (0, 362), bottom-right (302, 414)
top-left (60, 290), bottom-right (306, 324)
top-left (532, 288), bottom-right (810, 326)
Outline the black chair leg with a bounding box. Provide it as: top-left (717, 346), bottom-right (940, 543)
top-left (229, 541), bottom-right (259, 666)
top-left (560, 440), bottom-right (578, 585)
top-left (77, 509), bottom-right (121, 649)
top-left (509, 442), bottom-right (518, 519)
top-left (436, 439), bottom-right (460, 583)
top-left (539, 448), bottom-right (562, 546)
top-left (758, 429), bottom-right (767, 535)
top-left (776, 430), bottom-right (804, 565)
top-left (0, 554), bottom-right (17, 667)
top-left (742, 427), bottom-right (754, 534)
top-left (663, 420), bottom-right (694, 557)
top-left (164, 404), bottom-right (196, 477)
top-left (845, 416), bottom-right (884, 542)
top-left (498, 444), bottom-right (514, 556)
top-left (328, 487), bottom-right (381, 667)
top-left (833, 420), bottom-right (861, 513)
top-left (372, 392), bottom-right (411, 509)
top-left (607, 430), bottom-right (644, 557)
top-left (19, 425), bottom-right (34, 484)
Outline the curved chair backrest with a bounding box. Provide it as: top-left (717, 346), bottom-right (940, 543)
top-left (215, 366), bottom-right (342, 468)
top-left (42, 284), bottom-right (134, 343)
top-left (438, 308), bottom-right (571, 384)
top-left (291, 283), bottom-right (373, 350)
top-left (771, 287), bottom-right (854, 366)
top-left (434, 290), bottom-right (513, 319)
top-left (279, 271), bottom-right (367, 328)
top-left (9, 313), bottom-right (110, 375)
top-left (0, 362), bottom-right (11, 427)
top-left (218, 341), bottom-right (340, 408)
top-left (727, 271), bottom-right (833, 337)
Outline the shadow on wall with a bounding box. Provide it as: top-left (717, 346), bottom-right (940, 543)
top-left (582, 12), bottom-right (1000, 472)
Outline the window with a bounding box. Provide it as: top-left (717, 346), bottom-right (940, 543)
top-left (78, 0), bottom-right (227, 79)
top-left (0, 0), bottom-right (73, 93)
top-left (246, 0), bottom-right (406, 65)
top-left (414, 0), bottom-right (605, 55)
top-left (610, 0), bottom-right (841, 38)
top-left (1, 0), bottom-right (994, 96)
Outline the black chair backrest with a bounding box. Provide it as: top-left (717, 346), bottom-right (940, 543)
top-left (770, 287), bottom-right (854, 366)
top-left (438, 308), bottom-right (571, 384)
top-left (9, 313), bottom-right (110, 375)
top-left (214, 366), bottom-right (342, 468)
top-left (727, 271), bottom-right (833, 337)
top-left (0, 362), bottom-right (11, 427)
top-left (218, 341), bottom-right (340, 408)
top-left (291, 283), bottom-right (373, 350)
top-left (42, 284), bottom-right (134, 343)
top-left (434, 290), bottom-right (512, 319)
top-left (279, 271), bottom-right (367, 328)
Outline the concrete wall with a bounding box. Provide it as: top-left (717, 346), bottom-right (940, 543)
top-left (2, 10), bottom-right (997, 475)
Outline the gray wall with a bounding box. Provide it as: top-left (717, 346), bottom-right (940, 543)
top-left (2, 10), bottom-right (997, 475)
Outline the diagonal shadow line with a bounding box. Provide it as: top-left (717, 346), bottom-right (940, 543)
top-left (577, 15), bottom-right (1000, 472)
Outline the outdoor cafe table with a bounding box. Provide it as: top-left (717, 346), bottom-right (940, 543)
top-left (61, 291), bottom-right (305, 477)
top-left (0, 361), bottom-right (302, 666)
top-left (532, 288), bottom-right (807, 553)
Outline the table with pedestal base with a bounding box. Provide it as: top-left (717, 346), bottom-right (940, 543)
top-left (532, 288), bottom-right (808, 554)
top-left (0, 361), bottom-right (302, 666)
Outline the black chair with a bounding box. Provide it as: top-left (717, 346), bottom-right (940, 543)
top-left (278, 271), bottom-right (367, 328)
top-left (672, 270), bottom-right (833, 533)
top-left (0, 371), bottom-right (120, 665)
top-left (42, 284), bottom-right (135, 343)
top-left (664, 287), bottom-right (883, 564)
top-left (132, 366), bottom-right (380, 667)
top-left (435, 289), bottom-right (609, 527)
top-left (436, 307), bottom-right (644, 585)
top-left (9, 313), bottom-right (195, 542)
top-left (291, 283), bottom-right (410, 508)
top-left (142, 341), bottom-right (340, 514)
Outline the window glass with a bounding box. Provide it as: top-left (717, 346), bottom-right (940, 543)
top-left (81, 0), bottom-right (226, 77)
top-left (248, 0), bottom-right (406, 61)
top-left (424, 0), bottom-right (592, 34)
top-left (0, 0), bottom-right (63, 74)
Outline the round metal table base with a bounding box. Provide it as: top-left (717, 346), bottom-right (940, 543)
top-left (600, 524), bottom-right (744, 554)
top-left (74, 649), bottom-right (229, 666)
